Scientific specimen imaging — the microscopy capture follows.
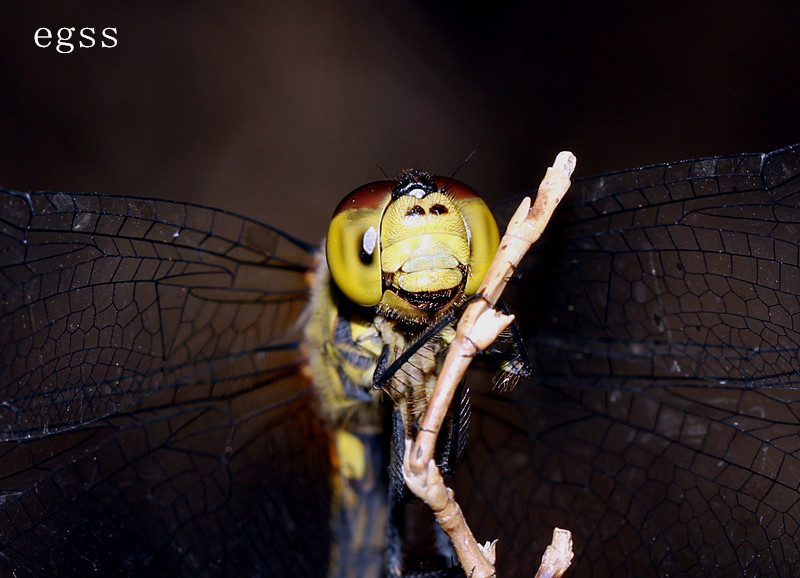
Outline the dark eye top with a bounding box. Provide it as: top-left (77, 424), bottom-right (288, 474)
top-left (405, 205), bottom-right (425, 217)
top-left (429, 204), bottom-right (448, 215)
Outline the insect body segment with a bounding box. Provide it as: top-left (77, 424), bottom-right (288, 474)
top-left (305, 261), bottom-right (388, 577)
top-left (305, 260), bottom-right (384, 430)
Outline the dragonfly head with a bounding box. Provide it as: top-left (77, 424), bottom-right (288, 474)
top-left (326, 171), bottom-right (499, 322)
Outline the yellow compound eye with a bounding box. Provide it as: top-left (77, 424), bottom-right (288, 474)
top-left (432, 177), bottom-right (500, 296)
top-left (326, 181), bottom-right (393, 306)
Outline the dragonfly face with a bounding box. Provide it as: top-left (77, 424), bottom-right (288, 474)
top-left (1, 143), bottom-right (799, 577)
top-left (326, 170), bottom-right (499, 323)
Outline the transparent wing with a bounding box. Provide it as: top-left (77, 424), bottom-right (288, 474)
top-left (0, 190), bottom-right (331, 576)
top-left (459, 143), bottom-right (800, 577)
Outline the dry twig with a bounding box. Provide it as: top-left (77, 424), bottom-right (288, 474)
top-left (534, 528), bottom-right (574, 578)
top-left (403, 151), bottom-right (577, 577)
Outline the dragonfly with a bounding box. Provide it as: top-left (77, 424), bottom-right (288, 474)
top-left (1, 142), bottom-right (798, 577)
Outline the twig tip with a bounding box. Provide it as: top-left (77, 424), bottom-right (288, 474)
top-left (553, 151), bottom-right (576, 178)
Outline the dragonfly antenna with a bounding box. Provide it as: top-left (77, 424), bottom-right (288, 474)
top-left (443, 150), bottom-right (477, 191)
top-left (375, 163), bottom-right (390, 180)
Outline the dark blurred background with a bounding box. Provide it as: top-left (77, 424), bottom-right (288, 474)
top-left (1, 1), bottom-right (798, 239)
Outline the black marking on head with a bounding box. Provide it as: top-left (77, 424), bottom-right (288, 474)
top-left (393, 284), bottom-right (462, 313)
top-left (393, 170), bottom-right (438, 199)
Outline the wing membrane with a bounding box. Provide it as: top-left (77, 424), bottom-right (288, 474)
top-left (459, 143), bottom-right (800, 576)
top-left (0, 190), bottom-right (331, 576)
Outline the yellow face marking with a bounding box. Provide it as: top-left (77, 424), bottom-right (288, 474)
top-left (380, 192), bottom-right (471, 296)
